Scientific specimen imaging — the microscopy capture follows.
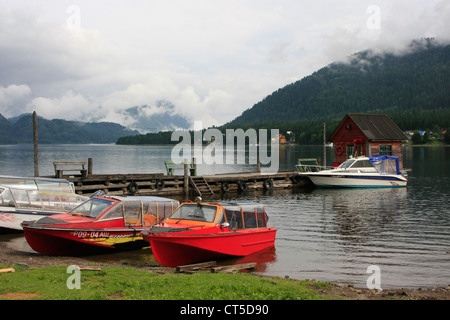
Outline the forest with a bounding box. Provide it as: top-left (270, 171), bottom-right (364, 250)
top-left (117, 39), bottom-right (450, 145)
top-left (0, 113), bottom-right (138, 144)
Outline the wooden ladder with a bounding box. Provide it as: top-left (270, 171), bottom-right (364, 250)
top-left (189, 176), bottom-right (214, 197)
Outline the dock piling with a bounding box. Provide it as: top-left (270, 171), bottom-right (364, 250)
top-left (88, 158), bottom-right (93, 175)
top-left (33, 111), bottom-right (39, 177)
top-left (184, 159), bottom-right (189, 196)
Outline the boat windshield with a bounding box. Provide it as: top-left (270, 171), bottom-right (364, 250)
top-left (169, 204), bottom-right (217, 223)
top-left (350, 159), bottom-right (374, 168)
top-left (70, 197), bottom-right (116, 219)
top-left (337, 159), bottom-right (355, 169)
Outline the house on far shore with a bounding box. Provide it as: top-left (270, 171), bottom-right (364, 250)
top-left (329, 114), bottom-right (407, 169)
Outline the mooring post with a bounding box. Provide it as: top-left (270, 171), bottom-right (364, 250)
top-left (184, 159), bottom-right (189, 196)
top-left (256, 145), bottom-right (261, 173)
top-left (192, 157), bottom-right (197, 176)
top-left (323, 122), bottom-right (327, 168)
top-left (88, 158), bottom-right (93, 175)
top-left (33, 111), bottom-right (39, 177)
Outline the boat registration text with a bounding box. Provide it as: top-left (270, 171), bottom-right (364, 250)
top-left (73, 231), bottom-right (129, 239)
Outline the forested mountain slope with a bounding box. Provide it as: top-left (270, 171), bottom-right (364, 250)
top-left (222, 39), bottom-right (450, 143)
top-left (116, 39), bottom-right (450, 145)
top-left (0, 114), bottom-right (139, 144)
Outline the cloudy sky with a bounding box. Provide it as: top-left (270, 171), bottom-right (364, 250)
top-left (1, 0), bottom-right (449, 129)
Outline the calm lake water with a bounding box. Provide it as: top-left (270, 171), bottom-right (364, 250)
top-left (1, 144), bottom-right (449, 289)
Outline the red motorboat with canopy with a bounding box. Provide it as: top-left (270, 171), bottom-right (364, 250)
top-left (22, 195), bottom-right (179, 255)
top-left (141, 198), bottom-right (277, 267)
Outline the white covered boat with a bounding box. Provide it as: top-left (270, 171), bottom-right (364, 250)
top-left (296, 156), bottom-right (408, 188)
top-left (0, 175), bottom-right (88, 231)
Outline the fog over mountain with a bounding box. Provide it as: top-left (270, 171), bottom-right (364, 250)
top-left (1, 1), bottom-right (450, 129)
top-left (119, 101), bottom-right (191, 133)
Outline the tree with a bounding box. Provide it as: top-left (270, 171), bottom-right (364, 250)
top-left (444, 129), bottom-right (450, 144)
top-left (422, 131), bottom-right (430, 144)
top-left (411, 131), bottom-right (422, 144)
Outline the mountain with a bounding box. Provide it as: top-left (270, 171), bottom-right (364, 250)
top-left (0, 99), bottom-right (192, 144)
top-left (0, 114), bottom-right (140, 144)
top-left (121, 101), bottom-right (191, 133)
top-left (221, 38), bottom-right (450, 143)
top-left (0, 114), bottom-right (15, 144)
top-left (117, 39), bottom-right (450, 145)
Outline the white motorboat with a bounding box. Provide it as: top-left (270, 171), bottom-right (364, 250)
top-left (296, 156), bottom-right (408, 188)
top-left (0, 175), bottom-right (88, 231)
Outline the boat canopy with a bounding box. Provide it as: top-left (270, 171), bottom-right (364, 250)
top-left (369, 155), bottom-right (400, 175)
top-left (70, 196), bottom-right (180, 226)
top-left (0, 185), bottom-right (87, 212)
top-left (0, 175), bottom-right (75, 193)
top-left (168, 203), bottom-right (218, 223)
top-left (164, 201), bottom-right (269, 230)
top-left (220, 201), bottom-right (268, 230)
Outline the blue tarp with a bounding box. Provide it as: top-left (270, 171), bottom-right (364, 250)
top-left (369, 155), bottom-right (400, 175)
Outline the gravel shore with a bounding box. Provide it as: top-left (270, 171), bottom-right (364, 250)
top-left (1, 240), bottom-right (448, 300)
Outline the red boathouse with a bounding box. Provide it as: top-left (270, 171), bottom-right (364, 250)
top-left (329, 114), bottom-right (407, 169)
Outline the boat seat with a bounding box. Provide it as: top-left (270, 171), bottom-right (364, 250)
top-left (143, 214), bottom-right (157, 226)
top-left (228, 213), bottom-right (240, 230)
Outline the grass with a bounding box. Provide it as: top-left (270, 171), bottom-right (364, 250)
top-left (0, 265), bottom-right (334, 300)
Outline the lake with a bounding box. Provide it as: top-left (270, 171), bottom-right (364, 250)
top-left (0, 143), bottom-right (449, 289)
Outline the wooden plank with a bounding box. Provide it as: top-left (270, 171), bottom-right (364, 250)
top-left (54, 161), bottom-right (86, 165)
top-left (68, 173), bottom-right (166, 182)
top-left (176, 261), bottom-right (217, 273)
top-left (189, 176), bottom-right (201, 196)
top-left (79, 266), bottom-right (102, 271)
top-left (0, 268), bottom-right (15, 274)
top-left (211, 263), bottom-right (257, 273)
top-left (49, 170), bottom-right (307, 195)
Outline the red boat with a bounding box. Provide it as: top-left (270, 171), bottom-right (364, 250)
top-left (22, 196), bottom-right (179, 256)
top-left (141, 199), bottom-right (277, 267)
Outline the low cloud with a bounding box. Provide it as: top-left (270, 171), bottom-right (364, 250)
top-left (0, 84), bottom-right (32, 117)
top-left (0, 0), bottom-right (449, 128)
top-left (29, 90), bottom-right (96, 120)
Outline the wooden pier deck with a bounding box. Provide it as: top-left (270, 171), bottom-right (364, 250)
top-left (62, 170), bottom-right (313, 197)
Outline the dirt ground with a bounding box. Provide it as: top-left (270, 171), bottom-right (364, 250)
top-left (0, 241), bottom-right (448, 300)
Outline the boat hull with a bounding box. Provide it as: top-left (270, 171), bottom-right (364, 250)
top-left (305, 173), bottom-right (407, 188)
top-left (144, 228), bottom-right (277, 267)
top-left (22, 226), bottom-right (148, 256)
top-left (0, 211), bottom-right (58, 231)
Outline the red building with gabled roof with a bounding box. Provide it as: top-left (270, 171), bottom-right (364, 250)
top-left (329, 114), bottom-right (407, 169)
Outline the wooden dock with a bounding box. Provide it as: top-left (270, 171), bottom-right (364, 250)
top-left (62, 170), bottom-right (312, 197)
top-left (47, 159), bottom-right (313, 197)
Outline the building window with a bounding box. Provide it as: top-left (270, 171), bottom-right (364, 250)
top-left (379, 144), bottom-right (392, 155)
top-left (347, 145), bottom-right (354, 158)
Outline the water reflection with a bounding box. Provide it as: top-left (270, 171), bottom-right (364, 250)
top-left (235, 182), bottom-right (448, 289)
top-left (314, 188), bottom-right (408, 242)
top-left (216, 247), bottom-right (277, 273)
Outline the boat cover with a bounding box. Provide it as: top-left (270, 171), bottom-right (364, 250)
top-left (0, 175), bottom-right (75, 193)
top-left (369, 155), bottom-right (400, 175)
top-left (220, 201), bottom-right (268, 229)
